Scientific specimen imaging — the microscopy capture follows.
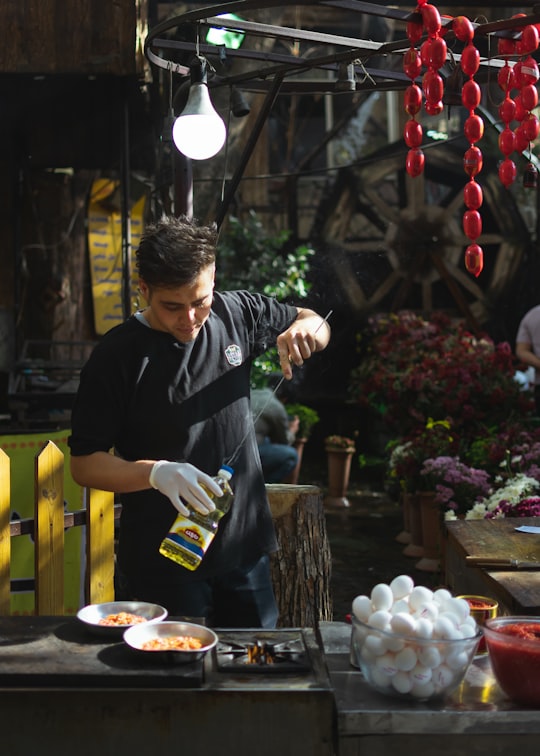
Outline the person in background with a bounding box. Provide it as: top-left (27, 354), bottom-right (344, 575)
top-left (68, 215), bottom-right (331, 629)
top-left (516, 304), bottom-right (540, 415)
top-left (251, 381), bottom-right (300, 483)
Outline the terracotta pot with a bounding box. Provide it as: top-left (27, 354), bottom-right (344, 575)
top-left (415, 491), bottom-right (442, 573)
top-left (283, 438), bottom-right (306, 485)
top-left (324, 447), bottom-right (354, 508)
top-left (402, 493), bottom-right (424, 558)
top-left (395, 491), bottom-right (412, 544)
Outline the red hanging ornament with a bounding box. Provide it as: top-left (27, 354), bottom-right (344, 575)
top-left (404, 119), bottom-right (423, 148)
top-left (521, 83), bottom-right (539, 112)
top-left (464, 114), bottom-right (484, 144)
top-left (404, 84), bottom-right (423, 115)
top-left (463, 179), bottom-right (483, 210)
top-left (420, 4), bottom-right (441, 36)
top-left (463, 210), bottom-right (482, 241)
top-left (463, 146), bottom-right (483, 178)
top-left (406, 148), bottom-right (425, 177)
top-left (452, 15), bottom-right (474, 43)
top-left (465, 243), bottom-right (484, 278)
top-left (498, 127), bottom-right (516, 156)
top-left (520, 25), bottom-right (539, 55)
top-left (499, 158), bottom-right (517, 187)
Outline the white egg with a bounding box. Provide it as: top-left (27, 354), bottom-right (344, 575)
top-left (433, 588), bottom-right (452, 607)
top-left (391, 598), bottom-right (410, 616)
top-left (409, 586), bottom-right (434, 611)
top-left (390, 612), bottom-right (417, 636)
top-left (417, 645), bottom-right (441, 669)
top-left (413, 601), bottom-right (439, 622)
top-left (382, 634), bottom-right (406, 653)
top-left (352, 594), bottom-right (373, 622)
top-left (389, 574), bottom-right (414, 600)
top-left (460, 615), bottom-right (477, 630)
top-left (446, 649), bottom-right (469, 671)
top-left (369, 665), bottom-right (392, 688)
top-left (370, 583), bottom-right (394, 611)
top-left (414, 618), bottom-right (434, 639)
top-left (410, 663), bottom-right (432, 684)
top-left (364, 632), bottom-right (386, 656)
top-left (432, 664), bottom-right (454, 690)
top-left (434, 615), bottom-right (459, 639)
top-left (459, 622), bottom-right (478, 639)
top-left (392, 671), bottom-right (413, 694)
top-left (360, 645), bottom-right (376, 664)
top-left (368, 609), bottom-right (392, 631)
top-left (444, 597), bottom-right (470, 623)
top-left (411, 680), bottom-right (435, 699)
top-left (395, 646), bottom-right (418, 671)
top-left (375, 652), bottom-right (399, 676)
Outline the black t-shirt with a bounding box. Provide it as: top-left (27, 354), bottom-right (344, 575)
top-left (69, 290), bottom-right (298, 583)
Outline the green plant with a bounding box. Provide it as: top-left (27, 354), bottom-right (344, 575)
top-left (325, 434), bottom-right (356, 451)
top-left (286, 403), bottom-right (320, 439)
top-left (216, 211), bottom-right (315, 387)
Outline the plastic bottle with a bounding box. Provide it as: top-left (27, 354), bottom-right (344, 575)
top-left (159, 465), bottom-right (234, 570)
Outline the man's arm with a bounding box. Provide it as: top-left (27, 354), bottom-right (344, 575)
top-left (516, 341), bottom-right (540, 372)
top-left (70, 451), bottom-right (154, 492)
top-left (276, 307), bottom-right (331, 379)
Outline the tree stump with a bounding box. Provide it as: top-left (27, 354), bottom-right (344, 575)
top-left (266, 484), bottom-right (333, 627)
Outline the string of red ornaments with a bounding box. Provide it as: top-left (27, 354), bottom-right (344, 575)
top-left (403, 5), bottom-right (540, 278)
top-left (496, 15), bottom-right (540, 190)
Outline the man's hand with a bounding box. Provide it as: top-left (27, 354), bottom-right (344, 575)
top-left (149, 461), bottom-right (222, 516)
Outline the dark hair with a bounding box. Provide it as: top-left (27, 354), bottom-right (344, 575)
top-left (136, 215), bottom-right (217, 287)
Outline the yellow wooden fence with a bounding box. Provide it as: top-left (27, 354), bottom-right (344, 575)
top-left (0, 441), bottom-right (117, 615)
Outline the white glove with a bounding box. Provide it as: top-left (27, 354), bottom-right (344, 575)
top-left (149, 461), bottom-right (223, 516)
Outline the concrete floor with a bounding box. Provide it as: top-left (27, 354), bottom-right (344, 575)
top-left (323, 486), bottom-right (445, 622)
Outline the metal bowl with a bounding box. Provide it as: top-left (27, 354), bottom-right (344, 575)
top-left (76, 601), bottom-right (168, 638)
top-left (123, 620), bottom-right (218, 663)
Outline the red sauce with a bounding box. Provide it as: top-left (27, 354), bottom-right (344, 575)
top-left (466, 599), bottom-right (495, 611)
top-left (486, 623), bottom-right (540, 706)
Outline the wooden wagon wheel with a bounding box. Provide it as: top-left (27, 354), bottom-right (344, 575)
top-left (314, 131), bottom-right (531, 331)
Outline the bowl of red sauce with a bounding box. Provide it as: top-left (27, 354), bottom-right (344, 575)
top-left (483, 616), bottom-right (540, 706)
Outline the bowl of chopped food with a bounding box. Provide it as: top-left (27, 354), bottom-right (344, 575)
top-left (483, 616), bottom-right (540, 706)
top-left (76, 601), bottom-right (168, 638)
top-left (123, 620), bottom-right (218, 663)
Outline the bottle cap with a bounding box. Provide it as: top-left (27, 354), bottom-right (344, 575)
top-left (219, 464), bottom-right (234, 480)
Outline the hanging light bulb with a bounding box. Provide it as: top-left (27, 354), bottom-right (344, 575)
top-left (172, 55), bottom-right (226, 160)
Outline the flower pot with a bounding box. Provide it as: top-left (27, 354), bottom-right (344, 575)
top-left (395, 491), bottom-right (412, 544)
top-left (324, 447), bottom-right (354, 508)
top-left (402, 493), bottom-right (424, 558)
top-left (283, 438), bottom-right (306, 485)
top-left (415, 491), bottom-right (442, 573)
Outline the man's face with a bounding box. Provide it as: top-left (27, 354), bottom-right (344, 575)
top-left (138, 263), bottom-right (215, 343)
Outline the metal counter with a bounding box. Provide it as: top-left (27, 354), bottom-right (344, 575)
top-left (320, 622), bottom-right (540, 756)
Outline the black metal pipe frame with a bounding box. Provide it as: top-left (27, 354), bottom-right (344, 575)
top-left (144, 2), bottom-right (540, 225)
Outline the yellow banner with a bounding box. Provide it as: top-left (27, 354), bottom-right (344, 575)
top-left (87, 178), bottom-right (146, 335)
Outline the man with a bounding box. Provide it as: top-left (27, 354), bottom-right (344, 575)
top-left (516, 304), bottom-right (540, 415)
top-left (69, 215), bottom-right (330, 628)
top-left (251, 383), bottom-right (300, 483)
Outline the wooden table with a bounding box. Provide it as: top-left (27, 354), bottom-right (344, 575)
top-left (444, 517), bottom-right (540, 614)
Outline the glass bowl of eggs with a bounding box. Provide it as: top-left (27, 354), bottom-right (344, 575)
top-left (350, 575), bottom-right (482, 702)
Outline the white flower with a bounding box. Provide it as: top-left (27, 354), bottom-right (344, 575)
top-left (476, 474), bottom-right (540, 513)
top-left (464, 502), bottom-right (490, 520)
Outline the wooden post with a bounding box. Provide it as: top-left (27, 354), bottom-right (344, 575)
top-left (0, 449), bottom-right (10, 614)
top-left (266, 484), bottom-right (333, 627)
top-left (86, 487), bottom-right (115, 605)
top-left (35, 441), bottom-right (65, 615)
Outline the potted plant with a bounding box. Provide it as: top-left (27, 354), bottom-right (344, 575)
top-left (282, 403), bottom-right (320, 484)
top-left (324, 434), bottom-right (356, 508)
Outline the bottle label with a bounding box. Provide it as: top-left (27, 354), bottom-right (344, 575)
top-left (160, 519), bottom-right (216, 565)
